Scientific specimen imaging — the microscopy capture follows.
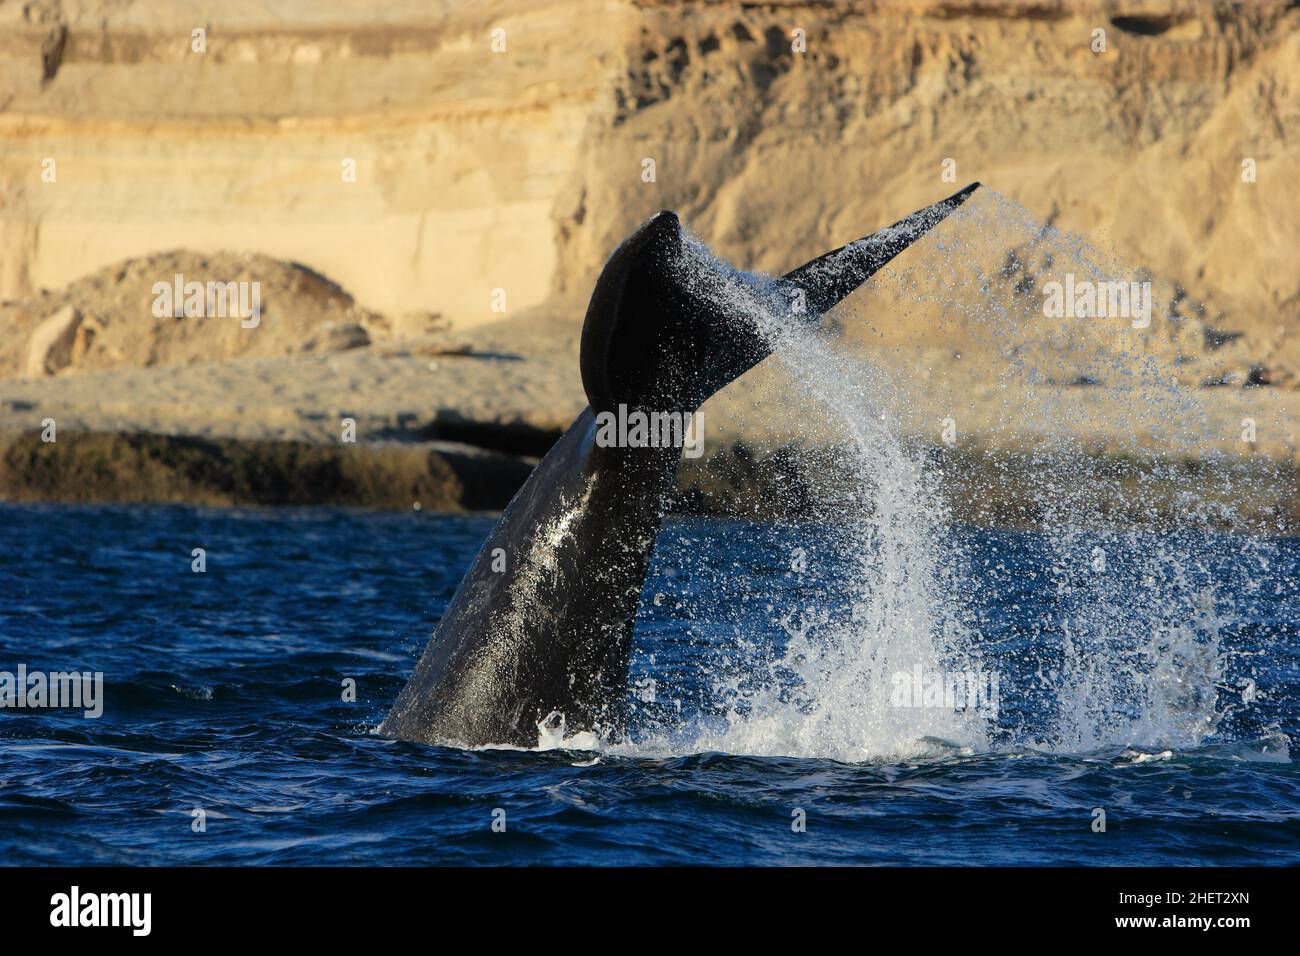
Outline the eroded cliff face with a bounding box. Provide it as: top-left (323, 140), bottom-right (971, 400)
top-left (552, 0), bottom-right (1298, 385)
top-left (1, 0), bottom-right (635, 325)
top-left (0, 0), bottom-right (1296, 381)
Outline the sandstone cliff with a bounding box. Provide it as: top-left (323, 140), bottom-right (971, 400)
top-left (2, 1), bottom-right (1295, 363)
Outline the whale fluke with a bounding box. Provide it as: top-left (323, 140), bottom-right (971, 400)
top-left (781, 182), bottom-right (980, 317)
top-left (581, 183), bottom-right (979, 419)
top-left (382, 184), bottom-right (982, 748)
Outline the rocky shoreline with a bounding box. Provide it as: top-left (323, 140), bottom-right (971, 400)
top-left (4, 428), bottom-right (1294, 534)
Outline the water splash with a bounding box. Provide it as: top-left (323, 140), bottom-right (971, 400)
top-left (608, 191), bottom-right (1282, 763)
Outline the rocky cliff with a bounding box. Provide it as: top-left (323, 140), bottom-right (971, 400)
top-left (2, 1), bottom-right (1295, 360)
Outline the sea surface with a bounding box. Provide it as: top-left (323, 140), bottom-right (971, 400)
top-left (1, 503), bottom-right (1296, 865)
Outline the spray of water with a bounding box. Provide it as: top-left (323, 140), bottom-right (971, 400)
top-left (597, 192), bottom-right (1283, 762)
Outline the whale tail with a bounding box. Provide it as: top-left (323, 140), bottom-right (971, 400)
top-left (579, 182), bottom-right (980, 416)
top-left (384, 184), bottom-right (983, 748)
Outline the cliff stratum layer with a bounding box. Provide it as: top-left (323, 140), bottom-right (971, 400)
top-left (1, 0), bottom-right (1295, 332)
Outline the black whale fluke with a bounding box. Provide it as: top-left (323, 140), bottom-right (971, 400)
top-left (580, 182), bottom-right (980, 418)
top-left (381, 183), bottom-right (981, 749)
top-left (781, 182), bottom-right (980, 317)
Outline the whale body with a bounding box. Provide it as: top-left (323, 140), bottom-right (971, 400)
top-left (381, 184), bottom-right (980, 748)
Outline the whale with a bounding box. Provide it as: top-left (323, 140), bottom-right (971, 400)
top-left (381, 183), bottom-right (980, 748)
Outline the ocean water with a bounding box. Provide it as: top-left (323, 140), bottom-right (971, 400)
top-left (4, 191), bottom-right (1298, 866)
top-left (0, 503), bottom-right (1296, 866)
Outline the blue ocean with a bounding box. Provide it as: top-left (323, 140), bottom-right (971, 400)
top-left (1, 503), bottom-right (1296, 865)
